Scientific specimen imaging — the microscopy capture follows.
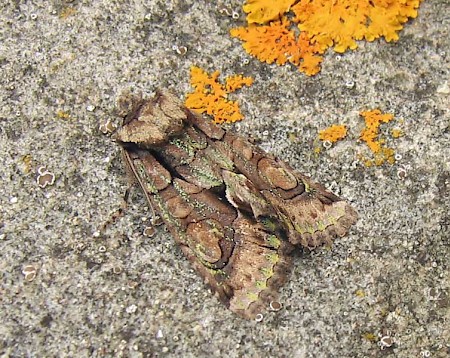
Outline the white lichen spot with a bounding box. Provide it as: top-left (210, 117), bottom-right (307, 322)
top-left (127, 281), bottom-right (138, 290)
top-left (143, 226), bottom-right (156, 237)
top-left (269, 301), bottom-right (282, 312)
top-left (99, 119), bottom-right (118, 134)
top-left (254, 313), bottom-right (264, 322)
top-left (378, 335), bottom-right (394, 350)
top-left (424, 287), bottom-right (441, 301)
top-left (172, 45), bottom-right (187, 55)
top-left (344, 79), bottom-right (355, 89)
top-left (151, 215), bottom-right (164, 226)
top-left (126, 304), bottom-right (137, 314)
top-left (36, 166), bottom-right (56, 188)
top-left (436, 81), bottom-right (449, 94)
top-left (328, 181), bottom-right (340, 196)
top-left (322, 140), bottom-right (332, 149)
top-left (22, 264), bottom-right (38, 282)
top-left (218, 7), bottom-right (232, 16)
top-left (397, 167), bottom-right (407, 180)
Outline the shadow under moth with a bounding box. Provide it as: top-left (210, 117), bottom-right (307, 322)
top-left (114, 90), bottom-right (357, 319)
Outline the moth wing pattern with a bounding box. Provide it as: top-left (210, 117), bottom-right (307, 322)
top-left (115, 90), bottom-right (357, 319)
top-left (216, 131), bottom-right (358, 249)
top-left (120, 147), bottom-right (293, 319)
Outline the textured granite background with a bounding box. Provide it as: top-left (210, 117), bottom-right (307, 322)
top-left (0, 1), bottom-right (448, 357)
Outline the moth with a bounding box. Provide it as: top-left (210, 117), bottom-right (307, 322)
top-left (114, 90), bottom-right (357, 319)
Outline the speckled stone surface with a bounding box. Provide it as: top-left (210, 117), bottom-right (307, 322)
top-left (0, 1), bottom-right (448, 357)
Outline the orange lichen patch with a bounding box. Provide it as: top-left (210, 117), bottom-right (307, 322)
top-left (360, 109), bottom-right (394, 153)
top-left (230, 18), bottom-right (324, 76)
top-left (319, 124), bottom-right (348, 143)
top-left (292, 0), bottom-right (423, 53)
top-left (185, 66), bottom-right (253, 124)
top-left (359, 109), bottom-right (397, 166)
top-left (232, 0), bottom-right (422, 75)
top-left (243, 0), bottom-right (297, 24)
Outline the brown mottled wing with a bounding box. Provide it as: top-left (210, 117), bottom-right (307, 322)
top-left (220, 132), bottom-right (358, 248)
top-left (182, 109), bottom-right (357, 249)
top-left (115, 90), bottom-right (357, 318)
top-left (120, 148), bottom-right (293, 319)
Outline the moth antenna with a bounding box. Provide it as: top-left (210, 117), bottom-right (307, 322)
top-left (97, 187), bottom-right (130, 234)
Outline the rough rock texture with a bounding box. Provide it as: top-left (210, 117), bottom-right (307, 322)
top-left (0, 1), bottom-right (448, 357)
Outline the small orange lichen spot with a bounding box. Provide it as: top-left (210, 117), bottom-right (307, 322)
top-left (362, 332), bottom-right (378, 342)
top-left (355, 289), bottom-right (365, 297)
top-left (21, 154), bottom-right (33, 174)
top-left (359, 109), bottom-right (397, 166)
top-left (288, 132), bottom-right (298, 143)
top-left (319, 124), bottom-right (348, 143)
top-left (56, 110), bottom-right (71, 120)
top-left (60, 7), bottom-right (77, 19)
top-left (391, 128), bottom-right (403, 138)
top-left (185, 66), bottom-right (253, 124)
top-left (230, 18), bottom-right (323, 76)
top-left (243, 0), bottom-right (297, 24)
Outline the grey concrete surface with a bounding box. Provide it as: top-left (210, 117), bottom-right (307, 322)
top-left (0, 1), bottom-right (448, 357)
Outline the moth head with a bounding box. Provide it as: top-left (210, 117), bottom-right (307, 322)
top-left (115, 89), bottom-right (144, 118)
top-left (115, 90), bottom-right (186, 148)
